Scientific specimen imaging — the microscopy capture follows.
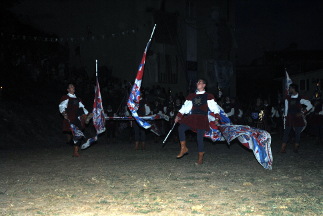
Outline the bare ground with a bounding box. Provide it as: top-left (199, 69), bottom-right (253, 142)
top-left (0, 89), bottom-right (322, 215)
top-left (1, 131), bottom-right (323, 216)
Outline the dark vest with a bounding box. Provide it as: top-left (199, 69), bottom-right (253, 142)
top-left (288, 97), bottom-right (301, 114)
top-left (191, 94), bottom-right (208, 115)
top-left (138, 100), bottom-right (147, 116)
top-left (223, 102), bottom-right (232, 113)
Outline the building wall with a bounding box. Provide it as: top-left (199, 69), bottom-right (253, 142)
top-left (62, 0), bottom-right (235, 96)
top-left (287, 69), bottom-right (323, 99)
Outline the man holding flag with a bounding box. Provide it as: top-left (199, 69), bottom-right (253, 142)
top-left (278, 83), bottom-right (312, 153)
top-left (59, 83), bottom-right (89, 157)
top-left (80, 61), bottom-right (106, 150)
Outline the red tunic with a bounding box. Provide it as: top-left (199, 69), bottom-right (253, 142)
top-left (285, 95), bottom-right (307, 127)
top-left (177, 92), bottom-right (220, 131)
top-left (60, 95), bottom-right (86, 132)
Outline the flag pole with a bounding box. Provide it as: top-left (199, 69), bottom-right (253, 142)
top-left (149, 24), bottom-right (156, 43)
top-left (162, 122), bottom-right (176, 147)
top-left (96, 59), bottom-right (98, 77)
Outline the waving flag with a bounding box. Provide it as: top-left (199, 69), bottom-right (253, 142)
top-left (81, 67), bottom-right (106, 150)
top-left (127, 24), bottom-right (156, 129)
top-left (203, 105), bottom-right (273, 169)
top-left (92, 76), bottom-right (106, 134)
top-left (70, 122), bottom-right (85, 144)
top-left (285, 69), bottom-right (292, 96)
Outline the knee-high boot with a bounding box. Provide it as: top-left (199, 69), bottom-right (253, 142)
top-left (294, 143), bottom-right (299, 153)
top-left (177, 141), bottom-right (188, 158)
top-left (195, 152), bottom-right (204, 165)
top-left (277, 143), bottom-right (287, 153)
top-left (142, 142), bottom-right (146, 150)
top-left (72, 146), bottom-right (81, 157)
top-left (134, 141), bottom-right (140, 150)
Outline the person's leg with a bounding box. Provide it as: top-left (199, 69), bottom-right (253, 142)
top-left (196, 129), bottom-right (206, 153)
top-left (111, 127), bottom-right (116, 143)
top-left (178, 123), bottom-right (191, 141)
top-left (106, 128), bottom-right (111, 143)
top-left (140, 128), bottom-right (146, 150)
top-left (195, 129), bottom-right (206, 165)
top-left (294, 127), bottom-right (302, 153)
top-left (133, 124), bottom-right (140, 150)
top-left (320, 125), bottom-right (323, 144)
top-left (177, 123), bottom-right (191, 158)
top-left (278, 126), bottom-right (292, 153)
top-left (313, 125), bottom-right (320, 145)
top-left (73, 137), bottom-right (82, 157)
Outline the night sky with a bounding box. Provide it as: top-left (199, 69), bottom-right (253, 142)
top-left (11, 0), bottom-right (323, 65)
top-left (235, 0), bottom-right (323, 65)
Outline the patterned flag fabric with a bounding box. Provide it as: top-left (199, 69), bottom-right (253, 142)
top-left (285, 69), bottom-right (292, 96)
top-left (81, 76), bottom-right (106, 149)
top-left (70, 122), bottom-right (85, 144)
top-left (127, 25), bottom-right (156, 131)
top-left (127, 41), bottom-right (151, 129)
top-left (203, 105), bottom-right (273, 170)
top-left (92, 77), bottom-right (106, 134)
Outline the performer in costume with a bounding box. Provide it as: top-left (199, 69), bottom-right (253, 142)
top-left (59, 83), bottom-right (89, 157)
top-left (134, 91), bottom-right (151, 150)
top-left (169, 98), bottom-right (183, 143)
top-left (310, 93), bottom-right (323, 145)
top-left (278, 83), bottom-right (313, 153)
top-left (223, 96), bottom-right (243, 124)
top-left (175, 78), bottom-right (221, 165)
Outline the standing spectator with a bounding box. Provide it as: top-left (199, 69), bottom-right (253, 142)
top-left (170, 98), bottom-right (183, 143)
top-left (250, 97), bottom-right (265, 129)
top-left (151, 100), bottom-right (164, 143)
top-left (231, 97), bottom-right (243, 125)
top-left (134, 91), bottom-right (151, 150)
top-left (106, 104), bottom-right (117, 143)
top-left (310, 94), bottom-right (323, 145)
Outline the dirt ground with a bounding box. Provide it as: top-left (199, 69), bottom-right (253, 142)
top-left (1, 130), bottom-right (323, 216)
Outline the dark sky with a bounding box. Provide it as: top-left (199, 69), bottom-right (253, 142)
top-left (11, 0), bottom-right (323, 65)
top-left (235, 0), bottom-right (323, 65)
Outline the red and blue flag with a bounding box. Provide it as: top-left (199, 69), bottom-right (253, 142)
top-left (81, 76), bottom-right (106, 149)
top-left (285, 69), bottom-right (292, 96)
top-left (204, 105), bottom-right (273, 170)
top-left (127, 24), bottom-right (156, 130)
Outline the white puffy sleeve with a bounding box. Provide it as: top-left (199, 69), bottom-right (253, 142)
top-left (207, 99), bottom-right (220, 114)
top-left (178, 100), bottom-right (193, 115)
top-left (59, 99), bottom-right (69, 113)
top-left (145, 104), bottom-right (151, 116)
top-left (79, 101), bottom-right (89, 115)
top-left (300, 98), bottom-right (313, 112)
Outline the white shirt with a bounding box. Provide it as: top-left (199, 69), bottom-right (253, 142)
top-left (178, 90), bottom-right (220, 115)
top-left (284, 93), bottom-right (312, 117)
top-left (59, 93), bottom-right (89, 115)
